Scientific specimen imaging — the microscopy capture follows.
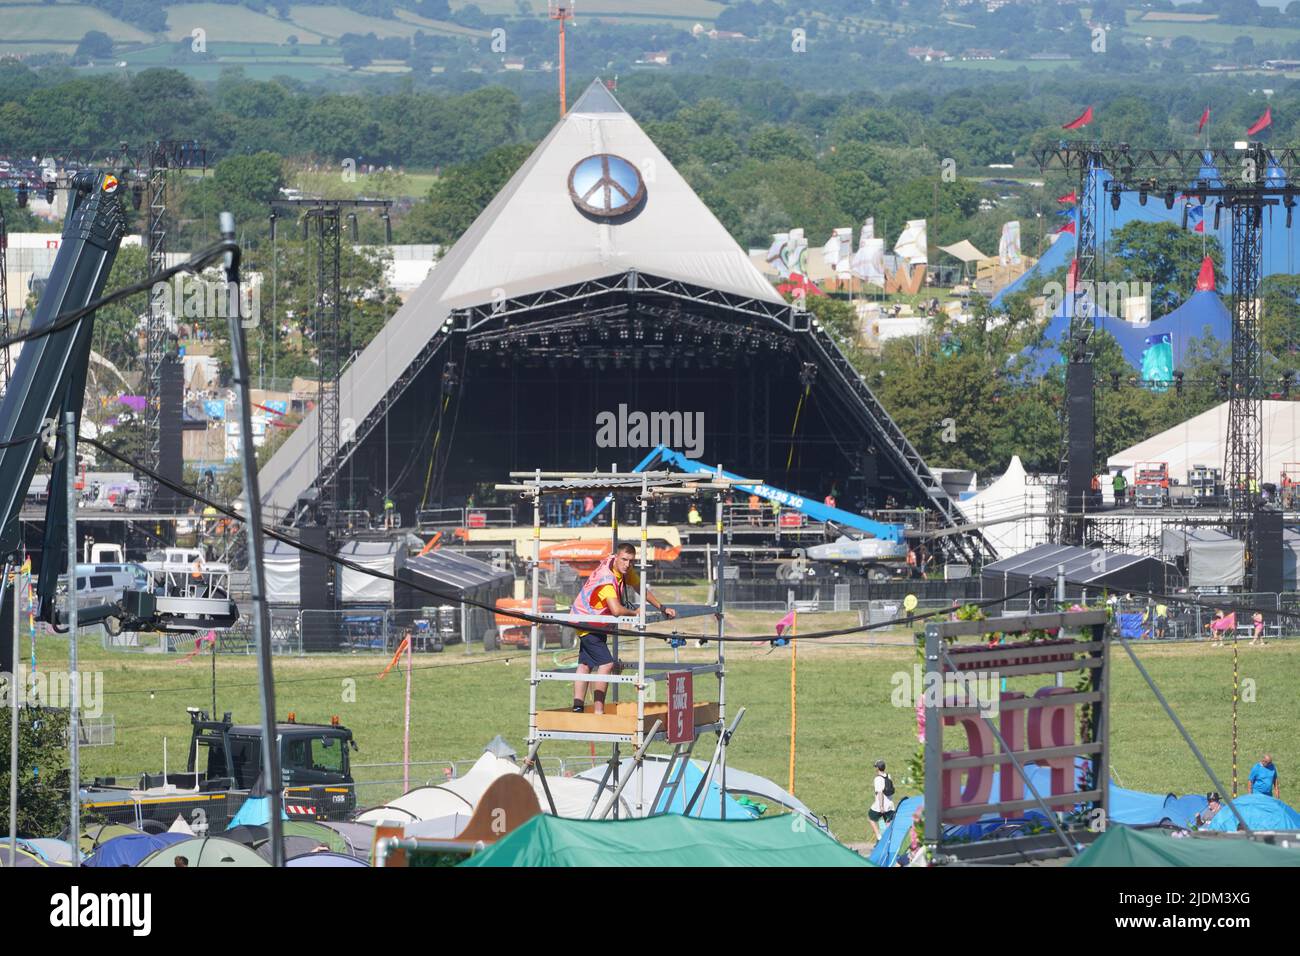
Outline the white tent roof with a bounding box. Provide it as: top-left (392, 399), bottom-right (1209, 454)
top-left (954, 455), bottom-right (1050, 558)
top-left (937, 240), bottom-right (987, 263)
top-left (259, 80), bottom-right (782, 515)
top-left (1108, 400), bottom-right (1300, 485)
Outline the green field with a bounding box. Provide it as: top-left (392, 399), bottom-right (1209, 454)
top-left (454, 0), bottom-right (723, 19)
top-left (41, 622), bottom-right (1299, 845)
top-left (0, 3), bottom-right (154, 42)
top-left (290, 167), bottom-right (439, 198)
top-left (1123, 9), bottom-right (1300, 46)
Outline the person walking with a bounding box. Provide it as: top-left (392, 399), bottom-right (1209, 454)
top-left (868, 759), bottom-right (896, 843)
top-left (1250, 611), bottom-right (1267, 646)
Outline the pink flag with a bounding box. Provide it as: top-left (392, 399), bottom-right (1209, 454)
top-left (775, 609), bottom-right (796, 638)
top-left (1211, 613), bottom-right (1236, 632)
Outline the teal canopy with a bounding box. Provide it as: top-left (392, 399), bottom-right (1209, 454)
top-left (1070, 826), bottom-right (1300, 867)
top-left (461, 814), bottom-right (873, 867)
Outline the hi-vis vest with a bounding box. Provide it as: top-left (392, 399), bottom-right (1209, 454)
top-left (572, 555), bottom-right (632, 633)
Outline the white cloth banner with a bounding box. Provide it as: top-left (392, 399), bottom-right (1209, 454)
top-left (999, 221), bottom-right (1021, 266)
top-left (822, 227), bottom-right (853, 277)
top-left (851, 237), bottom-right (886, 285)
top-left (894, 219), bottom-right (928, 265)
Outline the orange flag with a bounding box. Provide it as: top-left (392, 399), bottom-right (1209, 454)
top-left (378, 635), bottom-right (411, 679)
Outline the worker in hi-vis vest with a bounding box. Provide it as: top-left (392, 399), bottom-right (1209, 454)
top-left (570, 542), bottom-right (675, 714)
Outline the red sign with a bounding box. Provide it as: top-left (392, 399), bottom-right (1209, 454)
top-left (667, 671), bottom-right (693, 744)
top-left (467, 511), bottom-right (486, 528)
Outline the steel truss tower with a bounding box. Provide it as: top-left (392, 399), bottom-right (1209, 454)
top-left (143, 140), bottom-right (205, 509)
top-left (0, 204), bottom-right (9, 392)
top-left (272, 198), bottom-right (392, 525)
top-left (1036, 140), bottom-right (1297, 589)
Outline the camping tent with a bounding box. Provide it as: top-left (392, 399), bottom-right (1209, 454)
top-left (1070, 826), bottom-right (1300, 866)
top-left (84, 832), bottom-right (189, 868)
top-left (1203, 793), bottom-right (1300, 833)
top-left (357, 751), bottom-right (634, 825)
top-left (138, 836), bottom-right (269, 867)
top-left (227, 794), bottom-right (290, 829)
top-left (576, 757), bottom-right (752, 820)
top-left (286, 851), bottom-right (370, 867)
top-left (460, 814), bottom-right (872, 867)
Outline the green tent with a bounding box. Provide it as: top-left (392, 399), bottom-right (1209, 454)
top-left (460, 814), bottom-right (873, 868)
top-left (138, 836), bottom-right (269, 867)
top-left (1070, 827), bottom-right (1300, 867)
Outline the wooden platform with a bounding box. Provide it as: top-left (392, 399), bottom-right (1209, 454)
top-left (536, 701), bottom-right (719, 736)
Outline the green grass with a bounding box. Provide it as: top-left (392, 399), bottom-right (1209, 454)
top-left (0, 3), bottom-right (153, 42)
top-left (42, 626), bottom-right (1299, 845)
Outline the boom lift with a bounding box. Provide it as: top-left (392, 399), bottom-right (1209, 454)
top-left (578, 444), bottom-right (909, 561)
top-left (0, 170), bottom-right (238, 645)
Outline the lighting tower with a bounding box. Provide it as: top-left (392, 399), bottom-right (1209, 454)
top-left (549, 2), bottom-right (575, 117)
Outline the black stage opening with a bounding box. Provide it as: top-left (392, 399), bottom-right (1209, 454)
top-left (330, 289), bottom-right (924, 522)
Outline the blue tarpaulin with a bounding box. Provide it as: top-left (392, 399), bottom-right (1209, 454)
top-left (84, 832), bottom-right (188, 868)
top-left (1204, 793), bottom-right (1300, 832)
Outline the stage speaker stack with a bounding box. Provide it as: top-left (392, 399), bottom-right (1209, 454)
top-left (155, 358), bottom-right (185, 514)
top-left (1066, 361), bottom-right (1094, 532)
top-left (1254, 508), bottom-right (1283, 596)
top-left (298, 525), bottom-right (337, 651)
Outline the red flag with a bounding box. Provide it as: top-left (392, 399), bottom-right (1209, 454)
top-left (1246, 107), bottom-right (1272, 136)
top-left (1066, 259), bottom-right (1079, 293)
top-left (1056, 191), bottom-right (1077, 204)
top-left (1197, 106), bottom-right (1210, 132)
top-left (1195, 256), bottom-right (1216, 292)
top-left (1057, 219), bottom-right (1076, 235)
top-left (1062, 106), bottom-right (1093, 130)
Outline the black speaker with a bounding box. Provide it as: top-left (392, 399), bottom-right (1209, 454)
top-left (1254, 508), bottom-right (1283, 595)
top-left (298, 525), bottom-right (337, 651)
top-left (0, 586), bottom-right (13, 676)
top-left (156, 358), bottom-right (184, 514)
top-left (1066, 360), bottom-right (1095, 527)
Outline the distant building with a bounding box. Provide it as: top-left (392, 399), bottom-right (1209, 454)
top-left (906, 46), bottom-right (950, 61)
top-left (962, 48), bottom-right (998, 60)
top-left (1264, 59), bottom-right (1300, 70)
top-left (503, 58), bottom-right (525, 71)
top-left (706, 29), bottom-right (748, 40)
top-left (638, 51), bottom-right (672, 65)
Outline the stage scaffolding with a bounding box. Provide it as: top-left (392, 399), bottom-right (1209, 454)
top-left (496, 466), bottom-right (755, 820)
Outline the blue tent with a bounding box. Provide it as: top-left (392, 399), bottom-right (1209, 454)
top-left (84, 832), bottom-right (189, 868)
top-left (227, 795), bottom-right (290, 829)
top-left (1204, 793), bottom-right (1300, 832)
top-left (1023, 287), bottom-right (1231, 378)
top-left (992, 157), bottom-right (1300, 311)
top-left (870, 764), bottom-right (1209, 866)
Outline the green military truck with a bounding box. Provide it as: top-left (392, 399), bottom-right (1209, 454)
top-left (82, 709), bottom-right (359, 833)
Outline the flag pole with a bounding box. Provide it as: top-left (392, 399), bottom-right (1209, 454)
top-left (788, 616), bottom-right (797, 796)
top-left (403, 635), bottom-right (412, 793)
